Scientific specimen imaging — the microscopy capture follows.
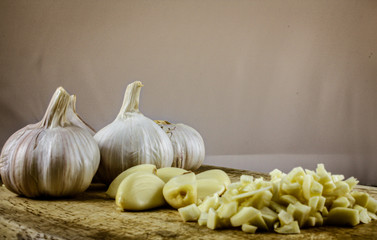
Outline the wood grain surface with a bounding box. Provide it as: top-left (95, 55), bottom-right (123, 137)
top-left (1, 165), bottom-right (376, 240)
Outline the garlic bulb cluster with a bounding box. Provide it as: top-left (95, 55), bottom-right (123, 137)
top-left (94, 81), bottom-right (174, 185)
top-left (0, 87), bottom-right (100, 198)
top-left (155, 120), bottom-right (205, 170)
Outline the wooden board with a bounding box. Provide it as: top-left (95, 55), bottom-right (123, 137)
top-left (1, 165), bottom-right (377, 240)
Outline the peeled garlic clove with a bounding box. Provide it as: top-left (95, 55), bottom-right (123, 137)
top-left (156, 167), bottom-right (188, 183)
top-left (155, 120), bottom-right (205, 171)
top-left (163, 172), bottom-right (197, 209)
top-left (0, 87), bottom-right (100, 198)
top-left (197, 178), bottom-right (226, 200)
top-left (196, 169), bottom-right (231, 187)
top-left (94, 81), bottom-right (174, 185)
top-left (116, 172), bottom-right (165, 211)
top-left (106, 164), bottom-right (157, 199)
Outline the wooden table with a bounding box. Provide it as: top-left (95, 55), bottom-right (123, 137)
top-left (1, 165), bottom-right (377, 240)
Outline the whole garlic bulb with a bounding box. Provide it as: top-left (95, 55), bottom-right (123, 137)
top-left (94, 81), bottom-right (173, 185)
top-left (155, 120), bottom-right (205, 170)
top-left (0, 87), bottom-right (100, 198)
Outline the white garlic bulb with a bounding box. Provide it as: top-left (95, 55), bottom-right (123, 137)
top-left (155, 120), bottom-right (205, 170)
top-left (0, 87), bottom-right (100, 198)
top-left (94, 81), bottom-right (173, 185)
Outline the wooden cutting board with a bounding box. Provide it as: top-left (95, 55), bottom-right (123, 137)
top-left (1, 165), bottom-right (376, 240)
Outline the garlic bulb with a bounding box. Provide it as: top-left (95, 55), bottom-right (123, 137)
top-left (0, 87), bottom-right (100, 198)
top-left (155, 120), bottom-right (205, 170)
top-left (94, 81), bottom-right (174, 185)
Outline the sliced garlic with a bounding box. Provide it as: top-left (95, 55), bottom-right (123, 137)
top-left (177, 164), bottom-right (377, 234)
top-left (163, 172), bottom-right (197, 209)
top-left (156, 167), bottom-right (188, 183)
top-left (116, 172), bottom-right (165, 211)
top-left (106, 164), bottom-right (157, 199)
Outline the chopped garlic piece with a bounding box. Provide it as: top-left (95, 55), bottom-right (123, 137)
top-left (178, 203), bottom-right (201, 222)
top-left (274, 221), bottom-right (300, 234)
top-left (241, 224), bottom-right (257, 233)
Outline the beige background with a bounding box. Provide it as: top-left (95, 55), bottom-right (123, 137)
top-left (0, 0), bottom-right (376, 184)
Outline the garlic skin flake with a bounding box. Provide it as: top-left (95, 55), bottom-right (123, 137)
top-left (0, 87), bottom-right (100, 198)
top-left (155, 120), bottom-right (205, 170)
top-left (94, 81), bottom-right (174, 185)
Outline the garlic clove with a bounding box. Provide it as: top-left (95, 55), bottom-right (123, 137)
top-left (163, 172), bottom-right (197, 209)
top-left (196, 169), bottom-right (231, 187)
top-left (156, 167), bottom-right (188, 183)
top-left (106, 164), bottom-right (157, 199)
top-left (116, 172), bottom-right (165, 211)
top-left (155, 120), bottom-right (205, 171)
top-left (94, 81), bottom-right (173, 185)
top-left (197, 178), bottom-right (226, 201)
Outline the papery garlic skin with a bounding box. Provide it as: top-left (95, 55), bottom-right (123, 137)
top-left (67, 95), bottom-right (96, 136)
top-left (0, 87), bottom-right (100, 198)
top-left (94, 81), bottom-right (173, 185)
top-left (155, 121), bottom-right (205, 170)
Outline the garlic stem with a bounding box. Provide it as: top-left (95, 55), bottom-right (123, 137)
top-left (118, 81), bottom-right (144, 118)
top-left (40, 87), bottom-right (70, 128)
top-left (68, 95), bottom-right (96, 135)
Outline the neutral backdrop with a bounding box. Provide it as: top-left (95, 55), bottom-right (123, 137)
top-left (1, 0), bottom-right (376, 185)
